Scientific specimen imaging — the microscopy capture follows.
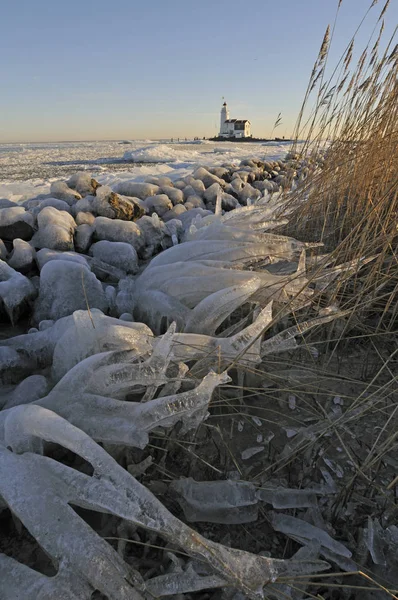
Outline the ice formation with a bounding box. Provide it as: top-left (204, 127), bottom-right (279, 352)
top-left (0, 149), bottom-right (369, 599)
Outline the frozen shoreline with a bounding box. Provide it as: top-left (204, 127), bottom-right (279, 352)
top-left (0, 139), bottom-right (297, 203)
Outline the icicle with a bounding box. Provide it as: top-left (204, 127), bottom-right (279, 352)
top-left (215, 185), bottom-right (222, 216)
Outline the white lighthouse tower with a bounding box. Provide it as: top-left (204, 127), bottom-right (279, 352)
top-left (219, 101), bottom-right (229, 136)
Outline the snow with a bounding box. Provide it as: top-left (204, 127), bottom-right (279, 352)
top-left (123, 143), bottom-right (202, 164)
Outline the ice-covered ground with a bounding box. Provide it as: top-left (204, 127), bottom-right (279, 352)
top-left (0, 139), bottom-right (295, 203)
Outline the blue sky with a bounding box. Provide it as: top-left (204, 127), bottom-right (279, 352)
top-left (0, 0), bottom-right (396, 142)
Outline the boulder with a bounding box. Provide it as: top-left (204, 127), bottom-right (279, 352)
top-left (32, 198), bottom-right (72, 217)
top-left (73, 197), bottom-right (94, 215)
top-left (0, 239), bottom-right (7, 260)
top-left (0, 199), bottom-right (18, 209)
top-left (221, 193), bottom-right (240, 211)
top-left (173, 180), bottom-right (186, 190)
top-left (50, 181), bottom-right (81, 205)
top-left (192, 167), bottom-right (226, 189)
top-left (203, 183), bottom-right (222, 204)
top-left (113, 181), bottom-right (160, 199)
top-left (238, 183), bottom-right (262, 204)
top-left (94, 216), bottom-right (145, 253)
top-left (143, 194), bottom-right (173, 217)
top-left (119, 312), bottom-right (133, 322)
top-left (229, 178), bottom-right (245, 193)
top-left (162, 204), bottom-right (187, 222)
top-left (67, 173), bottom-right (102, 197)
top-left (233, 170), bottom-right (254, 183)
top-left (0, 260), bottom-right (36, 323)
top-left (160, 186), bottom-right (184, 205)
top-left (164, 218), bottom-right (183, 243)
top-left (92, 186), bottom-right (144, 221)
top-left (89, 241), bottom-right (139, 274)
top-left (31, 207), bottom-right (77, 251)
top-left (183, 185), bottom-right (204, 201)
top-left (75, 224), bottom-right (94, 253)
top-left (33, 260), bottom-right (107, 322)
top-left (75, 211), bottom-right (96, 226)
top-left (145, 176), bottom-right (173, 187)
top-left (189, 179), bottom-right (206, 196)
top-left (0, 207), bottom-right (35, 241)
top-left (136, 215), bottom-right (165, 258)
top-left (7, 239), bottom-right (36, 273)
top-left (39, 320), bottom-right (55, 331)
top-left (185, 196), bottom-right (205, 209)
top-left (207, 166), bottom-right (229, 180)
top-left (36, 248), bottom-right (89, 271)
top-left (253, 180), bottom-right (275, 192)
top-left (115, 277), bottom-right (135, 315)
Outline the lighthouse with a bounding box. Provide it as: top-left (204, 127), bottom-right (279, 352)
top-left (219, 101), bottom-right (229, 136)
top-left (217, 100), bottom-right (251, 139)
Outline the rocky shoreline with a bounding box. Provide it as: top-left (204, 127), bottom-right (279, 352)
top-left (0, 153), bottom-right (313, 331)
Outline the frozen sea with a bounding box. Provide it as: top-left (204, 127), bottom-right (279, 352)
top-left (0, 139), bottom-right (295, 203)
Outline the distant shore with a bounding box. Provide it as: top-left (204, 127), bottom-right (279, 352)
top-left (209, 136), bottom-right (292, 143)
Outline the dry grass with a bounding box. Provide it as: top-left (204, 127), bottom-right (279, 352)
top-left (284, 0), bottom-right (398, 332)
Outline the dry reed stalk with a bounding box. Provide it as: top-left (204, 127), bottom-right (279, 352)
top-left (284, 1), bottom-right (397, 331)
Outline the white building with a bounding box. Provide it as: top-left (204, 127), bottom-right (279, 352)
top-left (219, 101), bottom-right (251, 138)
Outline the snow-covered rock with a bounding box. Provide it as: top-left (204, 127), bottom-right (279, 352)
top-left (89, 241), bottom-right (139, 274)
top-left (7, 239), bottom-right (36, 273)
top-left (36, 248), bottom-right (89, 270)
top-left (75, 224), bottom-right (94, 253)
top-left (221, 193), bottom-right (240, 211)
top-left (113, 181), bottom-right (160, 199)
top-left (50, 181), bottom-right (81, 205)
top-left (208, 166), bottom-right (229, 179)
top-left (67, 173), bottom-right (101, 197)
top-left (75, 211), bottom-right (96, 226)
top-left (119, 312), bottom-right (133, 321)
top-left (115, 277), bottom-right (135, 316)
top-left (160, 186), bottom-right (184, 205)
top-left (173, 180), bottom-right (186, 190)
top-left (185, 196), bottom-right (205, 210)
top-left (229, 177), bottom-right (245, 193)
top-left (32, 198), bottom-right (72, 217)
top-left (239, 183), bottom-right (262, 204)
top-left (31, 207), bottom-right (77, 251)
top-left (0, 260), bottom-right (36, 323)
top-left (0, 239), bottom-right (7, 260)
top-left (33, 260), bottom-right (107, 322)
top-left (39, 320), bottom-right (55, 331)
top-left (183, 177), bottom-right (206, 196)
top-left (136, 215), bottom-right (165, 258)
top-left (203, 183), bottom-right (222, 204)
top-left (164, 218), bottom-right (183, 243)
top-left (0, 207), bottom-right (35, 241)
top-left (73, 197), bottom-right (93, 215)
top-left (162, 204), bottom-right (187, 222)
top-left (91, 186), bottom-right (144, 221)
top-left (183, 185), bottom-right (199, 201)
top-left (0, 199), bottom-right (18, 209)
top-left (192, 167), bottom-right (226, 189)
top-left (143, 194), bottom-right (173, 217)
top-left (146, 176), bottom-right (173, 187)
top-left (94, 216), bottom-right (144, 253)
